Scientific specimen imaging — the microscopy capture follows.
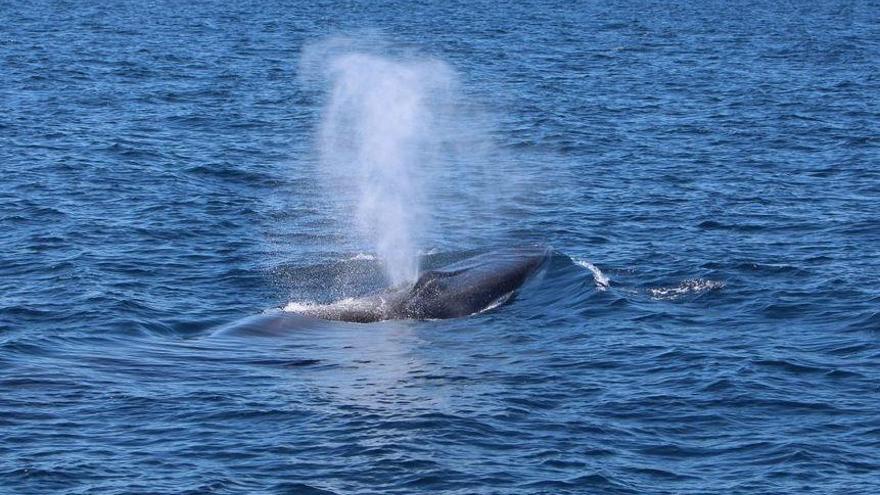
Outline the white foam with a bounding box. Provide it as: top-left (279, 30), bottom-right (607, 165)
top-left (308, 45), bottom-right (456, 286)
top-left (282, 300), bottom-right (321, 313)
top-left (283, 295), bottom-right (390, 317)
top-left (574, 258), bottom-right (611, 290)
top-left (649, 279), bottom-right (724, 300)
top-left (344, 253), bottom-right (377, 261)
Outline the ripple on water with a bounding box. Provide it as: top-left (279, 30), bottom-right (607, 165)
top-left (2, 1), bottom-right (880, 493)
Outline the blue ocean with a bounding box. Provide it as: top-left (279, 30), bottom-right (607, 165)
top-left (2, 1), bottom-right (879, 493)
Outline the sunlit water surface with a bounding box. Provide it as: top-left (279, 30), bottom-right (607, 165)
top-left (2, 1), bottom-right (879, 493)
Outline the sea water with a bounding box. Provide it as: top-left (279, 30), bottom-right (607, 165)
top-left (1, 1), bottom-right (879, 493)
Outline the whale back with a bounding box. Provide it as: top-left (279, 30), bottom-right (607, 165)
top-left (278, 246), bottom-right (550, 323)
top-left (390, 246), bottom-right (549, 320)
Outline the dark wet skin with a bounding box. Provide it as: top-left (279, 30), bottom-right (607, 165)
top-left (218, 247), bottom-right (550, 334)
top-left (300, 246), bottom-right (550, 323)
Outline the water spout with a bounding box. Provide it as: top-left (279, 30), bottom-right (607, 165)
top-left (311, 48), bottom-right (455, 286)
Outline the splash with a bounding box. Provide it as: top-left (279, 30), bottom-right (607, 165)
top-left (649, 279), bottom-right (724, 300)
top-left (574, 258), bottom-right (611, 290)
top-left (306, 42), bottom-right (456, 286)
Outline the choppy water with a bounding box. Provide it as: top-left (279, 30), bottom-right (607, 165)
top-left (2, 1), bottom-right (880, 493)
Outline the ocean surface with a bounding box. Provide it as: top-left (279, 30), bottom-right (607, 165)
top-left (2, 1), bottom-right (880, 493)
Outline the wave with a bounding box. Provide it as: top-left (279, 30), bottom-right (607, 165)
top-left (573, 258), bottom-right (611, 290)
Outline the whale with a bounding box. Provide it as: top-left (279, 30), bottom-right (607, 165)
top-left (293, 245), bottom-right (550, 323)
top-left (214, 246), bottom-right (550, 334)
